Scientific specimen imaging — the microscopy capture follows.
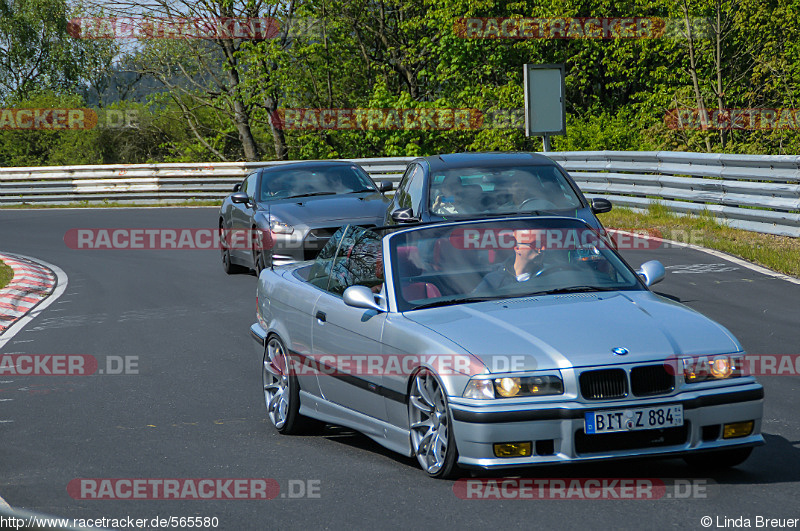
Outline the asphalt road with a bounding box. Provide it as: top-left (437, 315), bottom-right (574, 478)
top-left (0, 207), bottom-right (798, 530)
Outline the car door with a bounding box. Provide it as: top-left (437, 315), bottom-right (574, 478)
top-left (310, 226), bottom-right (389, 421)
top-left (230, 171), bottom-right (260, 263)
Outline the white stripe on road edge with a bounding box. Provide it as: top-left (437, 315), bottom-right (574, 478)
top-left (0, 493), bottom-right (10, 509)
top-left (610, 230), bottom-right (800, 286)
top-left (0, 254), bottom-right (68, 351)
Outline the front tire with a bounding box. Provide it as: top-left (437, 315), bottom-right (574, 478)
top-left (262, 336), bottom-right (306, 434)
top-left (408, 369), bottom-right (459, 479)
top-left (252, 226), bottom-right (269, 276)
top-left (683, 447), bottom-right (753, 469)
top-left (220, 222), bottom-right (246, 275)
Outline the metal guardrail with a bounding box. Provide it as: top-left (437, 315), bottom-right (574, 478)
top-left (548, 151), bottom-right (800, 237)
top-left (1, 152), bottom-right (798, 237)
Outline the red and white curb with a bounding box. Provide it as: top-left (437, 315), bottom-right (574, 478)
top-left (0, 253), bottom-right (68, 349)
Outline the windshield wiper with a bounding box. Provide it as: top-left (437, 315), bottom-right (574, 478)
top-left (410, 295), bottom-right (508, 310)
top-left (529, 285), bottom-right (618, 296)
top-left (346, 188), bottom-right (376, 194)
top-left (286, 191), bottom-right (337, 199)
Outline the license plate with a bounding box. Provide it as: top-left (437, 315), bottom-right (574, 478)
top-left (584, 404), bottom-right (683, 434)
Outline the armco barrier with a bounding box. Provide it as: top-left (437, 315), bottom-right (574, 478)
top-left (1, 152), bottom-right (798, 237)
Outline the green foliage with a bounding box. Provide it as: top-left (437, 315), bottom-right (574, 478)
top-left (0, 259), bottom-right (12, 290)
top-left (2, 0), bottom-right (800, 165)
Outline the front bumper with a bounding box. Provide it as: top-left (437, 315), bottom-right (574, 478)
top-left (449, 384), bottom-right (764, 469)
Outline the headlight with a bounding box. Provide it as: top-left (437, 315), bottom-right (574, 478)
top-left (269, 216), bottom-right (294, 234)
top-left (462, 375), bottom-right (564, 399)
top-left (683, 354), bottom-right (743, 383)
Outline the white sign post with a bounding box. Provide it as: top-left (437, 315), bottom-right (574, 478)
top-left (523, 64), bottom-right (566, 152)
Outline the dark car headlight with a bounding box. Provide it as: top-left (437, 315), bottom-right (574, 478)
top-left (463, 374), bottom-right (564, 399)
top-left (269, 215), bottom-right (294, 234)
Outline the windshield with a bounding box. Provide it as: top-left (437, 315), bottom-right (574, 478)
top-left (259, 166), bottom-right (376, 201)
top-left (429, 165), bottom-right (583, 217)
top-left (389, 218), bottom-right (642, 311)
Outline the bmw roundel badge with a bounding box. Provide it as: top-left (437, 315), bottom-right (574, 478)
top-left (611, 347), bottom-right (629, 356)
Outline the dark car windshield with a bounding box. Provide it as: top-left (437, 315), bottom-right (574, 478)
top-left (388, 218), bottom-right (642, 312)
top-left (259, 166), bottom-right (376, 201)
top-left (429, 165), bottom-right (583, 217)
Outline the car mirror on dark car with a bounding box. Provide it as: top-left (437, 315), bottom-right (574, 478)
top-left (231, 192), bottom-right (250, 204)
top-left (379, 181), bottom-right (393, 193)
top-left (391, 207), bottom-right (419, 223)
top-left (637, 260), bottom-right (666, 287)
top-left (591, 198), bottom-right (613, 214)
top-left (233, 183), bottom-right (241, 192)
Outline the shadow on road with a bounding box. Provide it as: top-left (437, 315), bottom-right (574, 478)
top-left (317, 426), bottom-right (800, 484)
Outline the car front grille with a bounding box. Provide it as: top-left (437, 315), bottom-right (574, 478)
top-left (580, 369), bottom-right (628, 400)
top-left (631, 364), bottom-right (675, 397)
top-left (580, 363), bottom-right (676, 401)
top-left (302, 225), bottom-right (377, 261)
top-left (303, 227), bottom-right (340, 261)
top-left (574, 424), bottom-right (690, 455)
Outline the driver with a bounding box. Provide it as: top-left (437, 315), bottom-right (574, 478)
top-left (472, 229), bottom-right (549, 292)
top-left (497, 178), bottom-right (540, 212)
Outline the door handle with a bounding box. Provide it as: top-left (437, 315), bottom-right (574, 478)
top-left (315, 311), bottom-right (326, 322)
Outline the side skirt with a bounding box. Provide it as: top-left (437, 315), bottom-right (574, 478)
top-left (299, 390), bottom-right (413, 457)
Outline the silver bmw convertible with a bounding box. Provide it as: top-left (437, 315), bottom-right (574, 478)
top-left (250, 216), bottom-right (764, 478)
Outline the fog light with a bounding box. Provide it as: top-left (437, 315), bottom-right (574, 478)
top-left (723, 421), bottom-right (754, 439)
top-left (493, 442), bottom-right (532, 458)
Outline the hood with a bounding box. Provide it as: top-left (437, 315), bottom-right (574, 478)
top-left (405, 291), bottom-right (740, 373)
top-left (259, 193), bottom-right (389, 225)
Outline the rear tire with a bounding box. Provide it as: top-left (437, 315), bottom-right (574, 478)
top-left (683, 447), bottom-right (753, 469)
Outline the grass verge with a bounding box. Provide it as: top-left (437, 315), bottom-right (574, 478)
top-left (0, 259), bottom-right (12, 290)
top-left (598, 204), bottom-right (800, 278)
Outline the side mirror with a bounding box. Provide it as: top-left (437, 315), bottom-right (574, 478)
top-left (343, 285), bottom-right (385, 312)
top-left (391, 207), bottom-right (419, 223)
top-left (591, 198), bottom-right (612, 214)
top-left (231, 192), bottom-right (250, 204)
top-left (379, 181), bottom-right (393, 193)
top-left (233, 183), bottom-right (241, 192)
top-left (637, 260), bottom-right (666, 287)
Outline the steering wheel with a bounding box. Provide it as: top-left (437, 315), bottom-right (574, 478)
top-left (533, 262), bottom-right (584, 278)
top-left (268, 189), bottom-right (288, 197)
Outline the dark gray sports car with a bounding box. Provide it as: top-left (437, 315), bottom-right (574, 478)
top-left (219, 161), bottom-right (392, 274)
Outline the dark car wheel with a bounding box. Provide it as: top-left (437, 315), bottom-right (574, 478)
top-left (262, 336), bottom-right (308, 435)
top-left (220, 222), bottom-right (246, 275)
top-left (408, 368), bottom-right (459, 479)
top-left (683, 447), bottom-right (753, 469)
top-left (252, 226), bottom-right (269, 276)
